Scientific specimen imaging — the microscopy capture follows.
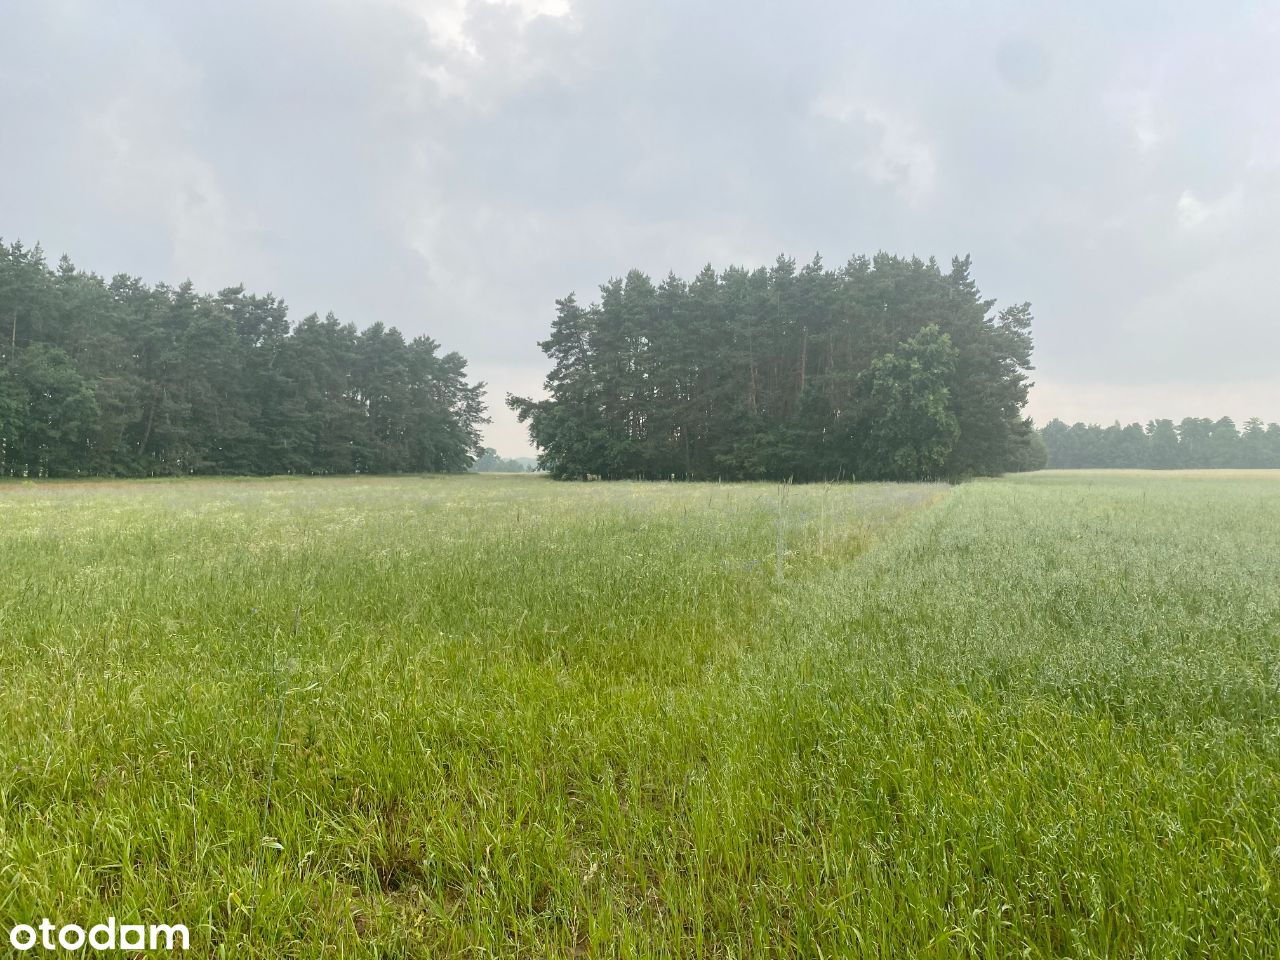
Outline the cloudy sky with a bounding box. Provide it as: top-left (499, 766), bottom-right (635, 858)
top-left (3, 0), bottom-right (1277, 455)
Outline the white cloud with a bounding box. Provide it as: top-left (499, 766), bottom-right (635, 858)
top-left (861, 110), bottom-right (938, 206)
top-left (1175, 187), bottom-right (1243, 231)
top-left (1125, 92), bottom-right (1169, 153)
top-left (74, 42), bottom-right (268, 287)
top-left (388, 0), bottom-right (571, 62)
top-left (811, 95), bottom-right (937, 205)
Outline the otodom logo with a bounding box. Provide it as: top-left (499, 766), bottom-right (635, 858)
top-left (9, 919), bottom-right (189, 952)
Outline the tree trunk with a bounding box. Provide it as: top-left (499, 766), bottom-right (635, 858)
top-left (139, 390), bottom-right (160, 458)
top-left (798, 326), bottom-right (808, 400)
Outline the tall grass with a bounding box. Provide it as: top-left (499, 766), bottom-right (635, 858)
top-left (0, 471), bottom-right (1275, 957)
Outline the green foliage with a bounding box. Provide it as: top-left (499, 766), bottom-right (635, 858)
top-left (0, 239), bottom-right (487, 476)
top-left (511, 254), bottom-right (1037, 481)
top-left (2, 343), bottom-right (99, 475)
top-left (852, 324), bottom-right (959, 480)
top-left (1, 473), bottom-right (1277, 956)
top-left (1041, 415), bottom-right (1280, 468)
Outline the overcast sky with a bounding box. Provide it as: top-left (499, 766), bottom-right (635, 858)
top-left (3, 1), bottom-right (1277, 455)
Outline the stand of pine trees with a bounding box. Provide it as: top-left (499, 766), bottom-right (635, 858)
top-left (510, 254), bottom-right (1044, 481)
top-left (0, 240), bottom-right (487, 477)
top-left (1040, 417), bottom-right (1280, 468)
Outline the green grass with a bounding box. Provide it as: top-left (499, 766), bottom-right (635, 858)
top-left (0, 471), bottom-right (1277, 957)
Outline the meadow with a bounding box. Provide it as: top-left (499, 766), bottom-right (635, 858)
top-left (0, 471), bottom-right (1277, 958)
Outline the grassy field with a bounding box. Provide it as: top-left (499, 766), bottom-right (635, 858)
top-left (0, 471), bottom-right (1277, 957)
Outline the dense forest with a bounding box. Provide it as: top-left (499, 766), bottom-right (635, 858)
top-left (1040, 417), bottom-right (1280, 468)
top-left (510, 254), bottom-right (1044, 481)
top-left (0, 240), bottom-right (486, 477)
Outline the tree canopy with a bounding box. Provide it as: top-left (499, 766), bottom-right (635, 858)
top-left (510, 254), bottom-right (1043, 481)
top-left (0, 239), bottom-right (487, 477)
top-left (1040, 417), bottom-right (1280, 469)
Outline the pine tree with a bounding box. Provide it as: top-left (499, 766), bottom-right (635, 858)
top-left (514, 252), bottom-right (1040, 481)
top-left (0, 238), bottom-right (485, 477)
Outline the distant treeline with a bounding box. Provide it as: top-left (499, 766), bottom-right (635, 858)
top-left (0, 240), bottom-right (486, 477)
top-left (470, 447), bottom-right (538, 473)
top-left (1040, 417), bottom-right (1280, 469)
top-left (511, 254), bottom-right (1043, 481)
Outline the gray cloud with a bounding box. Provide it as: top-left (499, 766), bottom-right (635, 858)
top-left (2, 0), bottom-right (1277, 454)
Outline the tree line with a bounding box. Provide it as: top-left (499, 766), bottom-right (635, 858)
top-left (1040, 417), bottom-right (1280, 469)
top-left (510, 254), bottom-right (1044, 481)
top-left (0, 240), bottom-right (486, 477)
top-left (470, 447), bottom-right (538, 473)
top-left (17, 234), bottom-right (1268, 482)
